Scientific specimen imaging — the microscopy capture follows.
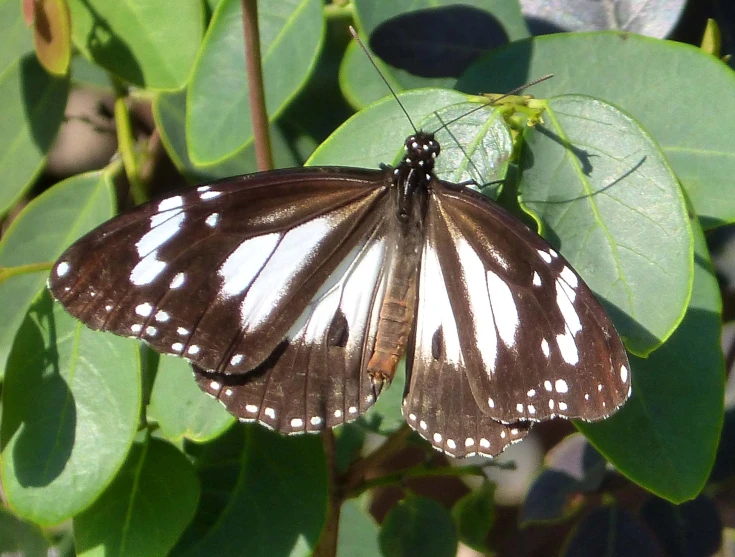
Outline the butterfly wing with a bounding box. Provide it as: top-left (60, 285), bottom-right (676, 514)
top-left (49, 167), bottom-right (391, 375)
top-left (194, 216), bottom-right (393, 433)
top-left (403, 180), bottom-right (630, 439)
top-left (404, 235), bottom-right (531, 457)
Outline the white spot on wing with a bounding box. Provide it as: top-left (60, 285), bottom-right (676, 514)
top-left (170, 273), bottom-right (185, 289)
top-left (557, 331), bottom-right (579, 365)
top-left (465, 438), bottom-right (475, 447)
top-left (433, 433), bottom-right (442, 443)
top-left (145, 326), bottom-right (157, 336)
top-left (200, 190), bottom-right (222, 200)
top-left (544, 380), bottom-right (553, 391)
top-left (158, 196), bottom-right (183, 212)
top-left (177, 327), bottom-right (189, 336)
top-left (230, 354), bottom-right (243, 366)
top-left (310, 416), bottom-right (323, 426)
top-left (290, 418), bottom-right (304, 428)
top-left (532, 272), bottom-right (542, 287)
top-left (135, 303), bottom-right (153, 317)
top-left (209, 380), bottom-right (220, 390)
top-left (527, 389), bottom-right (536, 397)
top-left (555, 379), bottom-right (568, 393)
top-left (487, 270), bottom-right (519, 348)
top-left (560, 266), bottom-right (579, 288)
top-left (516, 403), bottom-right (524, 412)
top-left (245, 404), bottom-right (258, 413)
top-left (559, 401), bottom-right (568, 411)
top-left (187, 345), bottom-right (200, 355)
top-left (265, 407), bottom-right (276, 419)
top-left (556, 279), bottom-right (581, 332)
top-left (541, 338), bottom-right (550, 357)
top-left (420, 420), bottom-right (428, 431)
top-left (130, 251), bottom-right (167, 286)
top-left (205, 213), bottom-right (219, 227)
top-left (56, 261), bottom-right (70, 277)
top-left (621, 364), bottom-right (628, 383)
top-left (538, 250), bottom-right (552, 263)
top-left (171, 342), bottom-right (184, 352)
top-left (197, 185), bottom-right (210, 193)
top-left (154, 310), bottom-right (170, 323)
top-left (220, 233), bottom-right (280, 298)
top-left (488, 398), bottom-right (495, 408)
top-left (137, 212), bottom-right (185, 256)
top-left (480, 438), bottom-right (490, 448)
top-left (334, 409), bottom-right (343, 418)
top-left (131, 323), bottom-right (142, 334)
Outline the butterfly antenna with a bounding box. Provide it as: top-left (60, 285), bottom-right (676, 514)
top-left (349, 25), bottom-right (418, 133)
top-left (433, 73), bottom-right (554, 133)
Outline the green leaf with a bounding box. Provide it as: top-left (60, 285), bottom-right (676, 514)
top-left (0, 0), bottom-right (34, 74)
top-left (457, 32), bottom-right (735, 229)
top-left (67, 0), bottom-right (202, 89)
top-left (521, 95), bottom-right (693, 356)
top-left (0, 55), bottom-right (69, 216)
top-left (0, 170), bottom-right (114, 372)
top-left (149, 354), bottom-right (235, 444)
top-left (187, 0), bottom-right (324, 164)
top-left (452, 481), bottom-right (495, 552)
top-left (0, 506), bottom-right (52, 556)
top-left (380, 496), bottom-right (458, 557)
top-left (577, 216), bottom-right (724, 503)
top-left (75, 437), bottom-right (200, 557)
top-left (337, 499), bottom-right (381, 557)
top-left (308, 88), bottom-right (510, 190)
top-left (341, 0), bottom-right (529, 109)
top-left (173, 425), bottom-right (327, 557)
top-left (154, 88), bottom-right (301, 182)
top-left (0, 292), bottom-right (141, 524)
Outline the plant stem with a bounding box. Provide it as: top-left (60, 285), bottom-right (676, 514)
top-left (313, 430), bottom-right (340, 557)
top-left (111, 77), bottom-right (147, 205)
top-left (240, 0), bottom-right (273, 171)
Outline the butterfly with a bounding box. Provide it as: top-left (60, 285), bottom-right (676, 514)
top-left (47, 121), bottom-right (631, 459)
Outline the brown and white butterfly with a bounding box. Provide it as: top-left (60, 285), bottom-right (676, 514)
top-left (48, 129), bottom-right (631, 459)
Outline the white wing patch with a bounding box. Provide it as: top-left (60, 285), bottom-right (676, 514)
top-left (416, 242), bottom-right (461, 365)
top-left (456, 237), bottom-right (498, 372)
top-left (239, 216), bottom-right (333, 330)
top-left (218, 233), bottom-right (280, 298)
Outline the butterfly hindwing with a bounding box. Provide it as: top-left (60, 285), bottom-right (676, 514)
top-left (424, 180), bottom-right (630, 424)
top-left (404, 234), bottom-right (531, 458)
top-left (194, 219), bottom-right (393, 432)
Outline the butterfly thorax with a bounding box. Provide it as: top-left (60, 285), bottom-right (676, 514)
top-left (366, 132), bottom-right (436, 394)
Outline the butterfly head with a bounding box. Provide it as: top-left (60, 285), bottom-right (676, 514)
top-left (403, 131), bottom-right (440, 172)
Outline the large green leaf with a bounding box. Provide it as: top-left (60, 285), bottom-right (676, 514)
top-left (578, 217), bottom-right (724, 503)
top-left (341, 0), bottom-right (529, 108)
top-left (187, 0), bottom-right (324, 164)
top-left (75, 437), bottom-right (200, 557)
top-left (148, 354), bottom-right (235, 444)
top-left (0, 0), bottom-right (34, 74)
top-left (380, 496), bottom-right (457, 557)
top-left (173, 425), bottom-right (327, 557)
top-left (67, 0), bottom-right (202, 89)
top-left (457, 32), bottom-right (735, 229)
top-left (0, 170), bottom-right (114, 371)
top-left (0, 55), bottom-right (69, 216)
top-left (1, 292), bottom-right (141, 524)
top-left (521, 95), bottom-right (693, 356)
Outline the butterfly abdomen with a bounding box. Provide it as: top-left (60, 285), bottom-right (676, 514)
top-left (367, 182), bottom-right (427, 390)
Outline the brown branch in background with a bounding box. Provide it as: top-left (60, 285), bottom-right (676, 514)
top-left (240, 0), bottom-right (273, 171)
top-left (313, 430), bottom-right (340, 557)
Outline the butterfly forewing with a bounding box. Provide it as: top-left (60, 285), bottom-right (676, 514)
top-left (424, 180), bottom-right (631, 424)
top-left (49, 168), bottom-right (391, 375)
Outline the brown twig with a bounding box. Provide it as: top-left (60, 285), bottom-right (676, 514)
top-left (240, 0), bottom-right (273, 171)
top-left (313, 430), bottom-right (340, 557)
